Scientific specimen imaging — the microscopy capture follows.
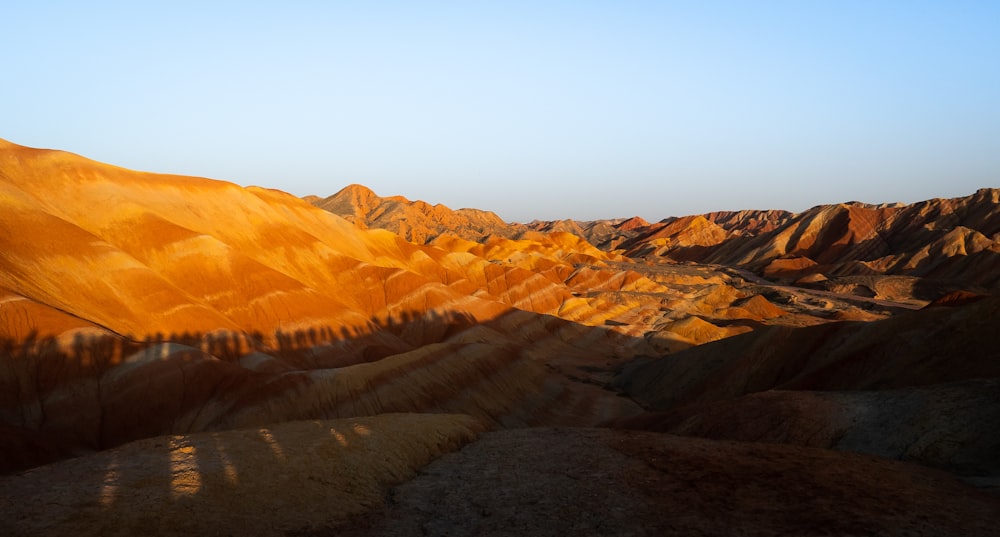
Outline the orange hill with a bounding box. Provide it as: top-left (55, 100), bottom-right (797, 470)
top-left (308, 183), bottom-right (517, 244)
top-left (0, 139), bottom-right (702, 471)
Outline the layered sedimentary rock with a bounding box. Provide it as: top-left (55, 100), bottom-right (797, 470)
top-left (3, 138), bottom-right (999, 534)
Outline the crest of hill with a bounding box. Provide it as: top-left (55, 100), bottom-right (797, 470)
top-left (715, 191), bottom-right (1000, 289)
top-left (311, 180), bottom-right (1000, 293)
top-left (701, 209), bottom-right (794, 235)
top-left (520, 191), bottom-right (1000, 295)
top-left (522, 211), bottom-right (793, 253)
top-left (644, 216), bottom-right (729, 245)
top-left (310, 184), bottom-right (518, 244)
top-left (522, 218), bottom-right (642, 251)
top-left (309, 186), bottom-right (635, 266)
top-left (615, 216), bottom-right (651, 230)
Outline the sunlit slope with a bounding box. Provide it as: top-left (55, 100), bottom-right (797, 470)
top-left (0, 139), bottom-right (668, 471)
top-left (0, 139), bottom-right (666, 338)
top-left (309, 179), bottom-right (801, 339)
top-left (2, 140), bottom-right (393, 338)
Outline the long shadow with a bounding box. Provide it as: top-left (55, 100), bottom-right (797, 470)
top-left (0, 304), bottom-right (644, 475)
top-left (2, 264), bottom-right (996, 534)
top-left (0, 301), bottom-right (654, 534)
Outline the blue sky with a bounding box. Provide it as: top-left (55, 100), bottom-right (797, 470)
top-left (4, 1), bottom-right (998, 222)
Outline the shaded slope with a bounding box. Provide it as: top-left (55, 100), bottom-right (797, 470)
top-left (610, 379), bottom-right (1000, 479)
top-left (615, 295), bottom-right (1000, 410)
top-left (0, 413), bottom-right (484, 537)
top-left (612, 296), bottom-right (1000, 481)
top-left (339, 428), bottom-right (1000, 537)
top-left (8, 424), bottom-right (999, 536)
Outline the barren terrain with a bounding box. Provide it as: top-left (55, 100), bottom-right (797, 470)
top-left (2, 139), bottom-right (998, 535)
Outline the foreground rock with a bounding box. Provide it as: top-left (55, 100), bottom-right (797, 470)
top-left (333, 428), bottom-right (1000, 537)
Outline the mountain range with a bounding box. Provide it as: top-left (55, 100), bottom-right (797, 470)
top-left (1, 139), bottom-right (998, 536)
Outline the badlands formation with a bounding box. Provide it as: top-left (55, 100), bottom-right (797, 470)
top-left (1, 139), bottom-right (999, 535)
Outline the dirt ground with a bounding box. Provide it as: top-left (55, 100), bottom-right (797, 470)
top-left (328, 427), bottom-right (1000, 537)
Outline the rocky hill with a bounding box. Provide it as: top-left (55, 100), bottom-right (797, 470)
top-left (311, 182), bottom-right (1000, 300)
top-left (521, 192), bottom-right (1000, 302)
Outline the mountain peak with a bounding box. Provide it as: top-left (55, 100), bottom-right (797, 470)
top-left (309, 184), bottom-right (514, 243)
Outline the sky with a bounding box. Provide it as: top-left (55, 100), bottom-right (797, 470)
top-left (3, 1), bottom-right (998, 222)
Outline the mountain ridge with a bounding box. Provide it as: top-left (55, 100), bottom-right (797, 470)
top-left (312, 182), bottom-right (1000, 299)
top-left (2, 138), bottom-right (998, 535)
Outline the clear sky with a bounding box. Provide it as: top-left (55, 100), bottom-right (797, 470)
top-left (4, 1), bottom-right (998, 222)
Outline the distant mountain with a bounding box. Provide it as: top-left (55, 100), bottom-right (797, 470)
top-left (314, 184), bottom-right (999, 286)
top-left (522, 191), bottom-right (1000, 297)
top-left (695, 192), bottom-right (1000, 286)
top-left (306, 184), bottom-right (519, 243)
top-left (311, 182), bottom-right (1000, 303)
